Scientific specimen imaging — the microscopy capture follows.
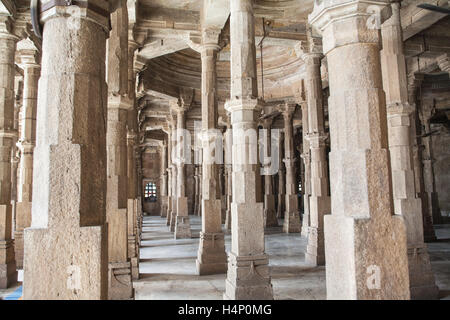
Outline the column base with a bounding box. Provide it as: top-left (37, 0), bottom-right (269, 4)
top-left (305, 227), bottom-right (325, 266)
top-left (23, 225), bottom-right (107, 299)
top-left (324, 214), bottom-right (410, 299)
top-left (174, 216), bottom-right (191, 239)
top-left (408, 245), bottom-right (439, 300)
top-left (108, 261), bottom-right (134, 300)
top-left (166, 196), bottom-right (172, 226)
top-left (0, 240), bottom-right (17, 289)
top-left (223, 253), bottom-right (273, 300)
top-left (196, 232), bottom-right (227, 275)
top-left (170, 210), bottom-right (176, 232)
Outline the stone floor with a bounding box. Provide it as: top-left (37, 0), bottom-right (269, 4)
top-left (1, 215), bottom-right (449, 300)
top-left (134, 215), bottom-right (450, 300)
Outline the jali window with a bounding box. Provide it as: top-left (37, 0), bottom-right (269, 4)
top-left (144, 182), bottom-right (157, 202)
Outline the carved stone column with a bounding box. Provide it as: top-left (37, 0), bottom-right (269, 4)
top-left (282, 103), bottom-right (301, 233)
top-left (419, 108), bottom-right (442, 225)
top-left (196, 29), bottom-right (227, 274)
top-left (126, 39), bottom-right (140, 280)
top-left (168, 113), bottom-right (177, 231)
top-left (309, 0), bottom-right (410, 299)
top-left (173, 99), bottom-right (191, 239)
top-left (299, 99), bottom-right (311, 237)
top-left (0, 14), bottom-right (18, 288)
top-left (261, 117), bottom-right (278, 227)
top-left (15, 46), bottom-right (41, 270)
top-left (381, 1), bottom-right (437, 299)
top-left (299, 34), bottom-right (331, 266)
top-left (166, 116), bottom-right (174, 226)
top-left (276, 131), bottom-right (285, 219)
top-left (224, 115), bottom-right (232, 230)
top-left (408, 74), bottom-right (436, 242)
top-left (224, 0), bottom-right (273, 300)
top-left (23, 0), bottom-right (109, 299)
top-left (160, 140), bottom-right (168, 218)
top-left (193, 163), bottom-right (199, 216)
top-left (105, 1), bottom-right (133, 300)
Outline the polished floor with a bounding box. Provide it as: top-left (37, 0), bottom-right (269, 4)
top-left (133, 215), bottom-right (450, 300)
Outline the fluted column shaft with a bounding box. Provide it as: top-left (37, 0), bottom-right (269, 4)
top-left (277, 131), bottom-right (285, 219)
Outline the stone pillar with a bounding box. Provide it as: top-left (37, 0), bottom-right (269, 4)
top-left (23, 1), bottom-right (109, 299)
top-left (282, 103), bottom-right (301, 233)
top-left (419, 109), bottom-right (442, 225)
top-left (407, 75), bottom-right (436, 242)
top-left (160, 141), bottom-right (168, 218)
top-left (174, 102), bottom-right (191, 239)
top-left (105, 1), bottom-right (133, 300)
top-left (196, 30), bottom-right (227, 274)
top-left (0, 14), bottom-right (18, 288)
top-left (380, 2), bottom-right (437, 299)
top-left (261, 117), bottom-right (278, 227)
top-left (276, 131), bottom-right (285, 219)
top-left (168, 114), bottom-right (178, 231)
top-left (197, 163), bottom-right (202, 216)
top-left (193, 163), bottom-right (199, 216)
top-left (166, 118), bottom-right (174, 226)
top-left (224, 0), bottom-right (273, 300)
top-left (299, 102), bottom-right (310, 237)
top-left (309, 0), bottom-right (410, 299)
top-left (14, 46), bottom-right (40, 270)
top-left (299, 35), bottom-right (331, 266)
top-left (219, 165), bottom-right (226, 224)
top-left (126, 38), bottom-right (140, 280)
top-left (224, 116), bottom-right (232, 230)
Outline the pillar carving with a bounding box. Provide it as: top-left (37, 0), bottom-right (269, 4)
top-left (381, 1), bottom-right (437, 299)
top-left (160, 140), bottom-right (168, 218)
top-left (299, 99), bottom-right (311, 237)
top-left (282, 103), bottom-right (301, 233)
top-left (309, 0), bottom-right (410, 299)
top-left (23, 1), bottom-right (110, 299)
top-left (196, 28), bottom-right (227, 274)
top-left (224, 0), bottom-right (273, 300)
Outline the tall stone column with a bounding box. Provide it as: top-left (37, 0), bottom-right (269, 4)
top-left (224, 115), bottom-right (232, 229)
top-left (282, 103), bottom-right (301, 233)
top-left (126, 39), bottom-right (140, 280)
top-left (276, 131), bottom-right (285, 219)
top-left (0, 14), bottom-right (18, 289)
top-left (105, 1), bottom-right (133, 300)
top-left (224, 0), bottom-right (273, 300)
top-left (14, 46), bottom-right (40, 270)
top-left (299, 101), bottom-right (311, 237)
top-left (160, 141), bottom-right (168, 218)
top-left (261, 117), bottom-right (278, 227)
top-left (174, 101), bottom-right (191, 239)
top-left (299, 35), bottom-right (331, 266)
top-left (380, 1), bottom-right (437, 299)
top-left (196, 29), bottom-right (227, 275)
top-left (166, 118), bottom-right (174, 226)
top-left (309, 0), bottom-right (410, 299)
top-left (219, 165), bottom-right (226, 224)
top-left (197, 164), bottom-right (202, 216)
top-left (23, 1), bottom-right (109, 299)
top-left (419, 109), bottom-right (442, 225)
top-left (193, 162), bottom-right (199, 216)
top-left (407, 74), bottom-right (436, 242)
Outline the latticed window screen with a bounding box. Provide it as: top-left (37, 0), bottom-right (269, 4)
top-left (144, 182), bottom-right (157, 202)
